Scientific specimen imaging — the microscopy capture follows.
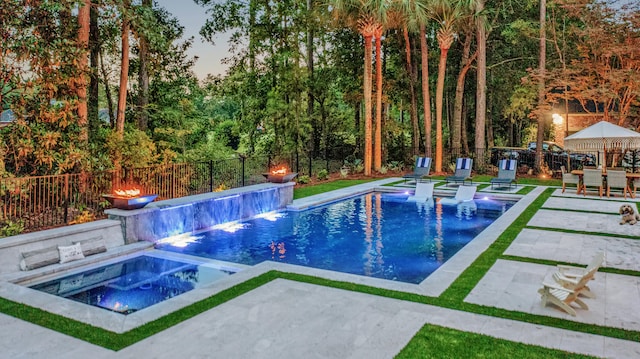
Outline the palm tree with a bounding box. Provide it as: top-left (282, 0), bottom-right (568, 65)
top-left (430, 0), bottom-right (464, 173)
top-left (374, 26), bottom-right (383, 171)
top-left (329, 0), bottom-right (386, 176)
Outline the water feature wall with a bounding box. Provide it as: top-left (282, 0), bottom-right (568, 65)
top-left (105, 182), bottom-right (295, 244)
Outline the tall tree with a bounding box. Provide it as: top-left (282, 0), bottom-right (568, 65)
top-left (535, 0), bottom-right (546, 172)
top-left (117, 1), bottom-right (131, 137)
top-left (431, 0), bottom-right (464, 173)
top-left (136, 0), bottom-right (152, 131)
top-left (88, 1), bottom-right (100, 136)
top-left (329, 0), bottom-right (384, 175)
top-left (77, 0), bottom-right (91, 145)
top-left (474, 0), bottom-right (487, 166)
top-left (374, 27), bottom-right (383, 170)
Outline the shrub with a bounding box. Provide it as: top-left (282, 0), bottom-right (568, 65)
top-left (214, 183), bottom-right (229, 192)
top-left (378, 166), bottom-right (388, 174)
top-left (388, 161), bottom-right (404, 172)
top-left (0, 220), bottom-right (24, 237)
top-left (297, 175), bottom-right (311, 184)
top-left (69, 211), bottom-right (96, 225)
top-left (317, 169), bottom-right (329, 180)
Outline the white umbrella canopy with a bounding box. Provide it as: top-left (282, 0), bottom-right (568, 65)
top-left (564, 121), bottom-right (640, 151)
top-left (564, 121), bottom-right (640, 168)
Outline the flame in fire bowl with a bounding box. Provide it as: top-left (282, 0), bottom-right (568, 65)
top-left (262, 170), bottom-right (298, 183)
top-left (102, 194), bottom-right (158, 210)
top-left (103, 186), bottom-right (158, 210)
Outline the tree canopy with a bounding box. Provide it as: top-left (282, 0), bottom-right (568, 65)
top-left (0, 0), bottom-right (638, 178)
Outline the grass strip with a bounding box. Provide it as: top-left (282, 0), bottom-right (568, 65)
top-left (526, 225), bottom-right (640, 240)
top-left (395, 323), bottom-right (596, 359)
top-left (501, 254), bottom-right (640, 277)
top-left (540, 207), bottom-right (617, 215)
top-left (293, 179), bottom-right (375, 199)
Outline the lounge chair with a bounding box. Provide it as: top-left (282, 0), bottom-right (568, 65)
top-left (581, 168), bottom-right (603, 197)
top-left (538, 281), bottom-right (588, 316)
top-left (561, 166), bottom-right (579, 193)
top-left (606, 169), bottom-right (629, 198)
top-left (407, 182), bottom-right (434, 202)
top-left (490, 159), bottom-right (517, 190)
top-left (557, 251), bottom-right (605, 282)
top-left (445, 158), bottom-right (473, 186)
top-left (403, 157), bottom-right (432, 183)
top-left (439, 185), bottom-right (476, 205)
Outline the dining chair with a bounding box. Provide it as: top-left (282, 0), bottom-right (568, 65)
top-left (582, 169), bottom-right (603, 197)
top-left (561, 166), bottom-right (580, 193)
top-left (606, 170), bottom-right (629, 198)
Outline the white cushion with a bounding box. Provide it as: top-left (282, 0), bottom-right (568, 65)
top-left (58, 243), bottom-right (85, 264)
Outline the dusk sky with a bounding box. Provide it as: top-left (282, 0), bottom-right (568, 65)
top-left (156, 0), bottom-right (231, 79)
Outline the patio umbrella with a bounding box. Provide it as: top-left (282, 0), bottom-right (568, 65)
top-left (564, 121), bottom-right (640, 168)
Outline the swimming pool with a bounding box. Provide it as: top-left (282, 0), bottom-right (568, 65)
top-left (156, 192), bottom-right (514, 284)
top-left (29, 254), bottom-right (235, 314)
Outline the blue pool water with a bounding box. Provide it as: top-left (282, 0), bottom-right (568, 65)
top-left (29, 255), bottom-right (234, 314)
top-left (156, 192), bottom-right (514, 284)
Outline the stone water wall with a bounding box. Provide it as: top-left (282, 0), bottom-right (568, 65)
top-left (106, 182), bottom-right (295, 243)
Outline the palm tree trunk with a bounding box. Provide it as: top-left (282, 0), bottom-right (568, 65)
top-left (420, 24), bottom-right (432, 158)
top-left (435, 46), bottom-right (450, 173)
top-left (374, 31), bottom-right (383, 171)
top-left (363, 34), bottom-right (373, 176)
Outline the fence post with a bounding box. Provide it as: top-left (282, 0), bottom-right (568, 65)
top-left (209, 160), bottom-right (214, 192)
top-left (63, 174), bottom-right (69, 224)
top-left (241, 156), bottom-right (246, 187)
top-left (308, 156), bottom-right (312, 177)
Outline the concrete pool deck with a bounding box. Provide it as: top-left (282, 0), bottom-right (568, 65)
top-left (1, 181), bottom-right (640, 358)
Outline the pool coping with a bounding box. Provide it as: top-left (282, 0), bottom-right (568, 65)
top-left (0, 178), bottom-right (539, 333)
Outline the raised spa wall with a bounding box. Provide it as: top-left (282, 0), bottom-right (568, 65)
top-left (105, 182), bottom-right (295, 244)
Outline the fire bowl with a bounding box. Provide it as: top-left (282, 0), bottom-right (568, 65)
top-left (262, 172), bottom-right (298, 183)
top-left (102, 194), bottom-right (158, 210)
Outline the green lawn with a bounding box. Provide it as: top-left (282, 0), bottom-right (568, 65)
top-left (0, 179), bottom-right (635, 356)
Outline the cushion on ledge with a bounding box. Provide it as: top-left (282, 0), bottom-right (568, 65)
top-left (58, 243), bottom-right (85, 264)
top-left (73, 236), bottom-right (107, 256)
top-left (19, 246), bottom-right (60, 271)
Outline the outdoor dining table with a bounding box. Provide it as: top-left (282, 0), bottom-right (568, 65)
top-left (570, 169), bottom-right (640, 197)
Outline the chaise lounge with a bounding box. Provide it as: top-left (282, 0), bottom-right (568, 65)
top-left (445, 158), bottom-right (473, 186)
top-left (490, 159), bottom-right (517, 190)
top-left (403, 157), bottom-right (432, 183)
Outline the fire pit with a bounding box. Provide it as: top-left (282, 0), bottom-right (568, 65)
top-left (263, 167), bottom-right (298, 183)
top-left (102, 186), bottom-right (158, 210)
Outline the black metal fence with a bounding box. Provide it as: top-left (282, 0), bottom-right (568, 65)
top-left (0, 153), bottom-right (342, 234)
